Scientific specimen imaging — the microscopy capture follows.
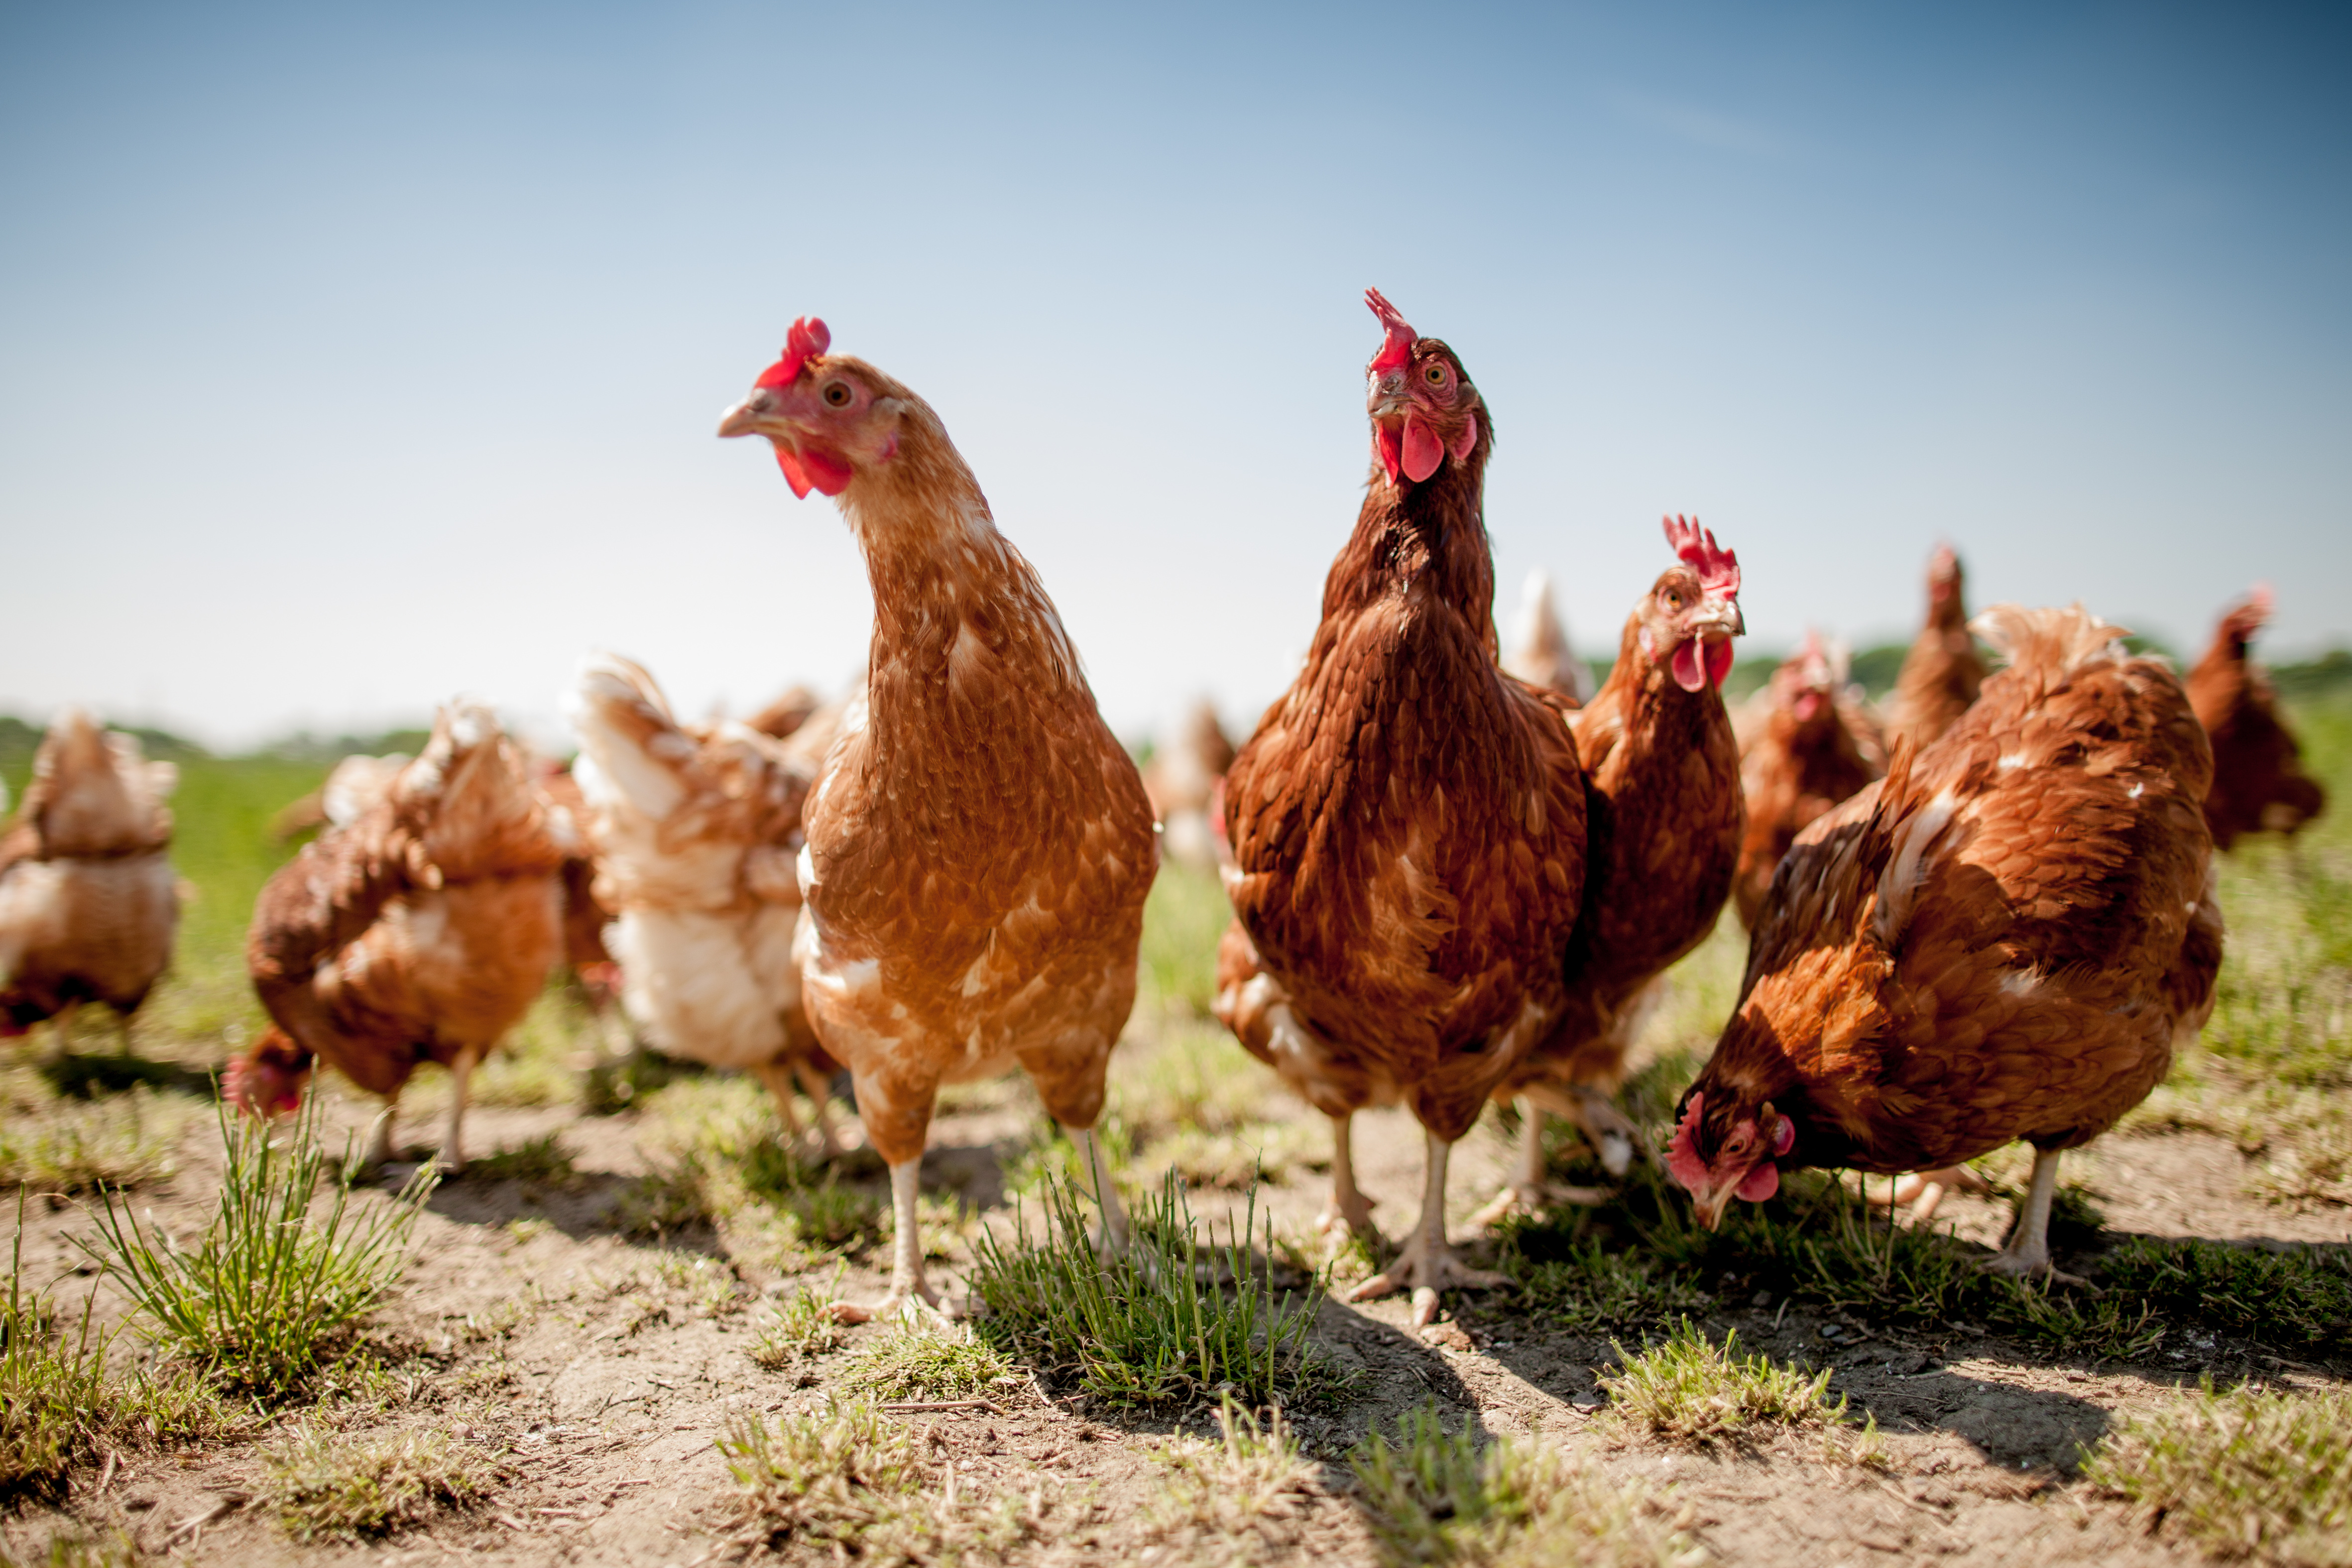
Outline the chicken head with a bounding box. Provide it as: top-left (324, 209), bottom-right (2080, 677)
top-left (717, 317), bottom-right (915, 499)
top-left (1664, 1088), bottom-right (1792, 1230)
top-left (223, 1025), bottom-right (313, 1118)
top-left (1637, 516), bottom-right (1744, 693)
top-left (1364, 288), bottom-right (1484, 485)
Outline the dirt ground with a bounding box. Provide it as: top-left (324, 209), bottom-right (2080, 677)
top-left (7, 1068), bottom-right (2347, 1568)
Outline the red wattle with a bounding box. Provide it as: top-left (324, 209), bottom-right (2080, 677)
top-left (1735, 1161), bottom-right (1780, 1202)
top-left (774, 445), bottom-right (814, 498)
top-left (800, 446), bottom-right (855, 496)
top-left (1708, 638), bottom-right (1735, 688)
top-left (1375, 426), bottom-right (1403, 483)
top-left (1670, 639), bottom-right (1708, 692)
top-left (1402, 414), bottom-right (1444, 483)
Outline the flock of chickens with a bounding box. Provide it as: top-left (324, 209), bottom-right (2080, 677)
top-left (0, 292), bottom-right (2331, 1331)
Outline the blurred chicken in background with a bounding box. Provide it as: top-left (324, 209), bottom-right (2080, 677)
top-left (2190, 585), bottom-right (2327, 849)
top-left (1733, 631), bottom-right (1884, 929)
top-left (1141, 699), bottom-right (1236, 871)
top-left (1501, 567), bottom-right (1595, 704)
top-left (0, 711), bottom-right (182, 1048)
top-left (1884, 544), bottom-right (1985, 757)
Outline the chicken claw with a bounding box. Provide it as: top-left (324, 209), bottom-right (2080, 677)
top-left (827, 1156), bottom-right (953, 1323)
top-left (1870, 1164), bottom-right (1992, 1222)
top-left (1343, 1130), bottom-right (1505, 1328)
top-left (1980, 1147), bottom-right (2092, 1289)
top-left (1470, 1104), bottom-right (1609, 1227)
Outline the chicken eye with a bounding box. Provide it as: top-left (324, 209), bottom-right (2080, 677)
top-left (822, 381), bottom-right (853, 408)
top-left (1663, 591), bottom-right (1685, 612)
top-left (1424, 364), bottom-right (1447, 386)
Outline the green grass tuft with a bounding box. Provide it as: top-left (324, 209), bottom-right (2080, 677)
top-left (1601, 1319), bottom-right (1876, 1459)
top-left (968, 1171), bottom-right (1346, 1411)
top-left (465, 1129), bottom-right (578, 1186)
top-left (720, 1396), bottom-right (1031, 1560)
top-left (847, 1322), bottom-right (1018, 1403)
top-left (2082, 1377), bottom-right (2352, 1565)
top-left (79, 1093), bottom-right (435, 1396)
top-left (749, 1278), bottom-right (848, 1370)
top-left (260, 1426), bottom-right (505, 1540)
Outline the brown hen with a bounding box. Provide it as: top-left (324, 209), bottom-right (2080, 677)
top-left (0, 712), bottom-right (181, 1045)
top-left (719, 317), bottom-right (1157, 1321)
top-left (1142, 699), bottom-right (1238, 871)
top-left (1214, 290), bottom-right (1589, 1328)
top-left (1885, 544), bottom-right (1985, 755)
top-left (230, 702), bottom-right (570, 1171)
top-left (1731, 630), bottom-right (1883, 928)
top-left (2188, 586), bottom-right (2327, 849)
top-left (1667, 604), bottom-right (2222, 1280)
top-left (1476, 520), bottom-right (1747, 1221)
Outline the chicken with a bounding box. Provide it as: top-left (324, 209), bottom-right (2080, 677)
top-left (1213, 290), bottom-right (1589, 1328)
top-left (745, 684), bottom-right (823, 741)
top-left (2189, 586), bottom-right (2327, 849)
top-left (0, 712), bottom-right (181, 1045)
top-left (565, 653), bottom-right (842, 1150)
top-left (1142, 699), bottom-right (1237, 871)
top-left (1731, 630), bottom-right (1883, 928)
top-left (1502, 568), bottom-right (1595, 704)
top-left (1474, 519), bottom-right (1746, 1222)
top-left (1666, 604), bottom-right (2222, 1280)
top-left (1884, 544), bottom-right (1985, 756)
top-left (717, 316), bottom-right (1157, 1321)
top-left (228, 702), bottom-right (569, 1171)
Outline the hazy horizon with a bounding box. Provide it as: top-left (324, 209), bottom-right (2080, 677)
top-left (4, 2), bottom-right (2346, 753)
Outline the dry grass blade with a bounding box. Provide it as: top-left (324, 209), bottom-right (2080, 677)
top-left (2082, 1377), bottom-right (2352, 1564)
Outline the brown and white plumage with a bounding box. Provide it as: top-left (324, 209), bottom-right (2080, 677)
top-left (2188, 586), bottom-right (2326, 849)
top-left (566, 653), bottom-right (841, 1149)
top-left (1885, 544), bottom-right (1985, 756)
top-left (1213, 291), bottom-right (1589, 1327)
top-left (0, 712), bottom-right (181, 1042)
top-left (719, 317), bottom-right (1157, 1321)
top-left (231, 701), bottom-right (569, 1170)
top-left (1731, 631), bottom-right (1884, 929)
top-left (1668, 604), bottom-right (2222, 1280)
top-left (1477, 522), bottom-right (1747, 1222)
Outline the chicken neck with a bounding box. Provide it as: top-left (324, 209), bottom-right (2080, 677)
top-left (1322, 453), bottom-right (1497, 637)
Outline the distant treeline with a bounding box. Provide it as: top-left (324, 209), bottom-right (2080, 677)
top-left (0, 717), bottom-right (434, 768)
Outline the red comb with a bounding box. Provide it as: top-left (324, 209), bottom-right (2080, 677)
top-left (1365, 288), bottom-right (1416, 373)
top-left (754, 316), bottom-right (831, 390)
top-left (1663, 515), bottom-right (1740, 599)
top-left (1665, 1092), bottom-right (1709, 1191)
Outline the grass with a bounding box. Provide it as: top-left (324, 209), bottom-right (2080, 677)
top-left (1599, 1320), bottom-right (1880, 1462)
top-left (1348, 1404), bottom-right (1701, 1568)
top-left (619, 1076), bottom-right (883, 1261)
top-left (846, 1321), bottom-right (1018, 1402)
top-left (1498, 1231), bottom-right (1710, 1333)
top-left (1147, 1395), bottom-right (1317, 1553)
top-left (749, 1277), bottom-right (848, 1369)
top-left (0, 1066), bottom-right (200, 1192)
top-left (259, 1426), bottom-right (505, 1541)
top-left (720, 1396), bottom-right (1031, 1561)
top-left (968, 1170), bottom-right (1345, 1410)
top-left (2082, 1378), bottom-right (2352, 1565)
top-left (465, 1130), bottom-right (578, 1186)
top-left (1, 1194), bottom-right (234, 1503)
top-left (1136, 861), bottom-right (1231, 1018)
top-left (79, 1093), bottom-right (435, 1396)
top-left (0, 1533), bottom-right (141, 1568)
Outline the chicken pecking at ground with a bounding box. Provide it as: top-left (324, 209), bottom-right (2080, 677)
top-left (1885, 544), bottom-right (1985, 756)
top-left (229, 702), bottom-right (571, 1171)
top-left (1213, 290), bottom-right (1589, 1329)
top-left (718, 316), bottom-right (1158, 1322)
top-left (2188, 586), bottom-right (2327, 850)
top-left (1731, 630), bottom-right (1884, 929)
top-left (1666, 603), bottom-right (2222, 1281)
top-left (0, 712), bottom-right (181, 1046)
top-left (1474, 519), bottom-right (1747, 1223)
top-left (566, 652), bottom-right (844, 1152)
top-left (1502, 568), bottom-right (1596, 705)
top-left (1142, 699), bottom-right (1237, 872)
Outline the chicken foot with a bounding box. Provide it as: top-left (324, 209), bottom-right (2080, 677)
top-left (1868, 1164), bottom-right (1992, 1222)
top-left (750, 1061), bottom-right (841, 1161)
top-left (1527, 1081), bottom-right (1640, 1177)
top-left (829, 1156), bottom-right (947, 1325)
top-left (1317, 1113), bottom-right (1377, 1237)
top-left (1983, 1147), bottom-right (2089, 1287)
top-left (1469, 1101), bottom-right (1612, 1227)
top-left (1346, 1128), bottom-right (1506, 1329)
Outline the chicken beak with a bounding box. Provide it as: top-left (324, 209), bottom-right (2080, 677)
top-left (1688, 1186), bottom-right (1733, 1232)
top-left (717, 390), bottom-right (778, 439)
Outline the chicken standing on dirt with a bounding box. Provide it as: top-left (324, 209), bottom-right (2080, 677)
top-left (566, 653), bottom-right (844, 1151)
top-left (1142, 699), bottom-right (1238, 871)
top-left (0, 712), bottom-right (181, 1045)
top-left (719, 317), bottom-right (1157, 1322)
top-left (1884, 544), bottom-right (1985, 756)
top-left (229, 702), bottom-right (570, 1172)
top-left (1666, 604), bottom-right (2223, 1281)
top-left (1502, 568), bottom-right (1595, 704)
top-left (1731, 631), bottom-right (1883, 929)
top-left (2188, 586), bottom-right (2327, 850)
top-left (1214, 291), bottom-right (1588, 1328)
top-left (1474, 520), bottom-right (1746, 1223)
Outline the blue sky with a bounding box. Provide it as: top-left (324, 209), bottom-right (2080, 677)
top-left (2, 2), bottom-right (2346, 748)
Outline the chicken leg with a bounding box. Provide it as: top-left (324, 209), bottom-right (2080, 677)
top-left (830, 1156), bottom-right (946, 1324)
top-left (1470, 1100), bottom-right (1611, 1226)
top-left (1870, 1164), bottom-right (1992, 1222)
top-left (1346, 1128), bottom-right (1506, 1329)
top-left (750, 1060), bottom-right (831, 1160)
top-left (1983, 1147), bottom-right (2087, 1286)
top-left (1317, 1112), bottom-right (1376, 1237)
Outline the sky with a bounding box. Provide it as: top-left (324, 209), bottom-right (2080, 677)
top-left (1, 1), bottom-right (2347, 752)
